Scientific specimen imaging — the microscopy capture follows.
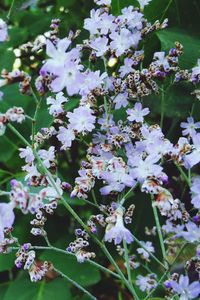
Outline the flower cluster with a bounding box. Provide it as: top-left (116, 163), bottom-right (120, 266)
top-left (0, 0), bottom-right (200, 299)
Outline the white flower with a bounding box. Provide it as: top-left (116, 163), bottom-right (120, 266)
top-left (105, 206), bottom-right (133, 245)
top-left (57, 126), bottom-right (75, 149)
top-left (181, 117), bottom-right (200, 136)
top-left (137, 241), bottom-right (155, 261)
top-left (136, 274), bottom-right (157, 292)
top-left (38, 146), bottom-right (55, 168)
top-left (67, 105), bottom-right (96, 133)
top-left (127, 102), bottom-right (150, 123)
top-left (22, 164), bottom-right (41, 181)
top-left (46, 92), bottom-right (68, 117)
top-left (0, 202), bottom-right (15, 242)
top-left (95, 0), bottom-right (111, 6)
top-left (90, 37), bottom-right (108, 57)
top-left (19, 147), bottom-right (34, 164)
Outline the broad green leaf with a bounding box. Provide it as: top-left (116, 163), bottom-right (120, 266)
top-left (3, 272), bottom-right (71, 300)
top-left (40, 250), bottom-right (101, 287)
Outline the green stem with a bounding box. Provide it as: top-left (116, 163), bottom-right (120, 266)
top-left (152, 202), bottom-right (168, 268)
top-left (7, 0), bottom-right (15, 20)
top-left (91, 190), bottom-right (98, 206)
top-left (175, 163), bottom-right (191, 187)
top-left (53, 266), bottom-right (97, 300)
top-left (132, 234), bottom-right (167, 269)
top-left (160, 0), bottom-right (173, 22)
top-left (123, 240), bottom-right (139, 300)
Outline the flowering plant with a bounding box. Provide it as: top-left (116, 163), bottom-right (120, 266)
top-left (0, 0), bottom-right (200, 299)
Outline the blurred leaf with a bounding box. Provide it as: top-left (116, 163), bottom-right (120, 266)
top-left (3, 272), bottom-right (71, 300)
top-left (40, 250), bottom-right (101, 287)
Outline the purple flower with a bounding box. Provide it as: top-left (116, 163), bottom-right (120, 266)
top-left (169, 275), bottom-right (200, 300)
top-left (67, 105), bottom-right (96, 133)
top-left (105, 206), bottom-right (133, 244)
top-left (181, 117), bottom-right (200, 136)
top-left (0, 202), bottom-right (15, 242)
top-left (127, 102), bottom-right (150, 123)
top-left (0, 19), bottom-right (8, 42)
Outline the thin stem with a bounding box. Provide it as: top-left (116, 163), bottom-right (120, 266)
top-left (53, 266), bottom-right (97, 300)
top-left (120, 186), bottom-right (135, 205)
top-left (144, 242), bottom-right (187, 299)
top-left (152, 202), bottom-right (168, 268)
top-left (91, 190), bottom-right (98, 206)
top-left (160, 0), bottom-right (173, 22)
top-left (175, 163), bottom-right (191, 187)
top-left (7, 0), bottom-right (15, 20)
top-left (123, 240), bottom-right (139, 300)
top-left (132, 234), bottom-right (167, 270)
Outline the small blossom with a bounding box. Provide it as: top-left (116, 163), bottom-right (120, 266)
top-left (0, 19), bottom-right (8, 42)
top-left (19, 147), bottom-right (34, 164)
top-left (46, 92), bottom-right (68, 116)
top-left (0, 202), bottom-right (15, 242)
top-left (127, 102), bottom-right (150, 123)
top-left (137, 241), bottom-right (155, 261)
top-left (181, 117), bottom-right (200, 136)
top-left (38, 146), bottom-right (55, 168)
top-left (90, 37), bottom-right (109, 57)
top-left (67, 105), bottom-right (96, 133)
top-left (169, 275), bottom-right (200, 300)
top-left (94, 0), bottom-right (111, 5)
top-left (57, 126), bottom-right (75, 149)
top-left (136, 274), bottom-right (157, 292)
top-left (137, 0), bottom-right (152, 10)
top-left (105, 206), bottom-right (133, 245)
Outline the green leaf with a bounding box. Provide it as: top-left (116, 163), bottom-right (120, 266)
top-left (0, 252), bottom-right (15, 272)
top-left (3, 272), bottom-right (71, 300)
top-left (157, 28), bottom-right (200, 68)
top-left (40, 250), bottom-right (101, 287)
